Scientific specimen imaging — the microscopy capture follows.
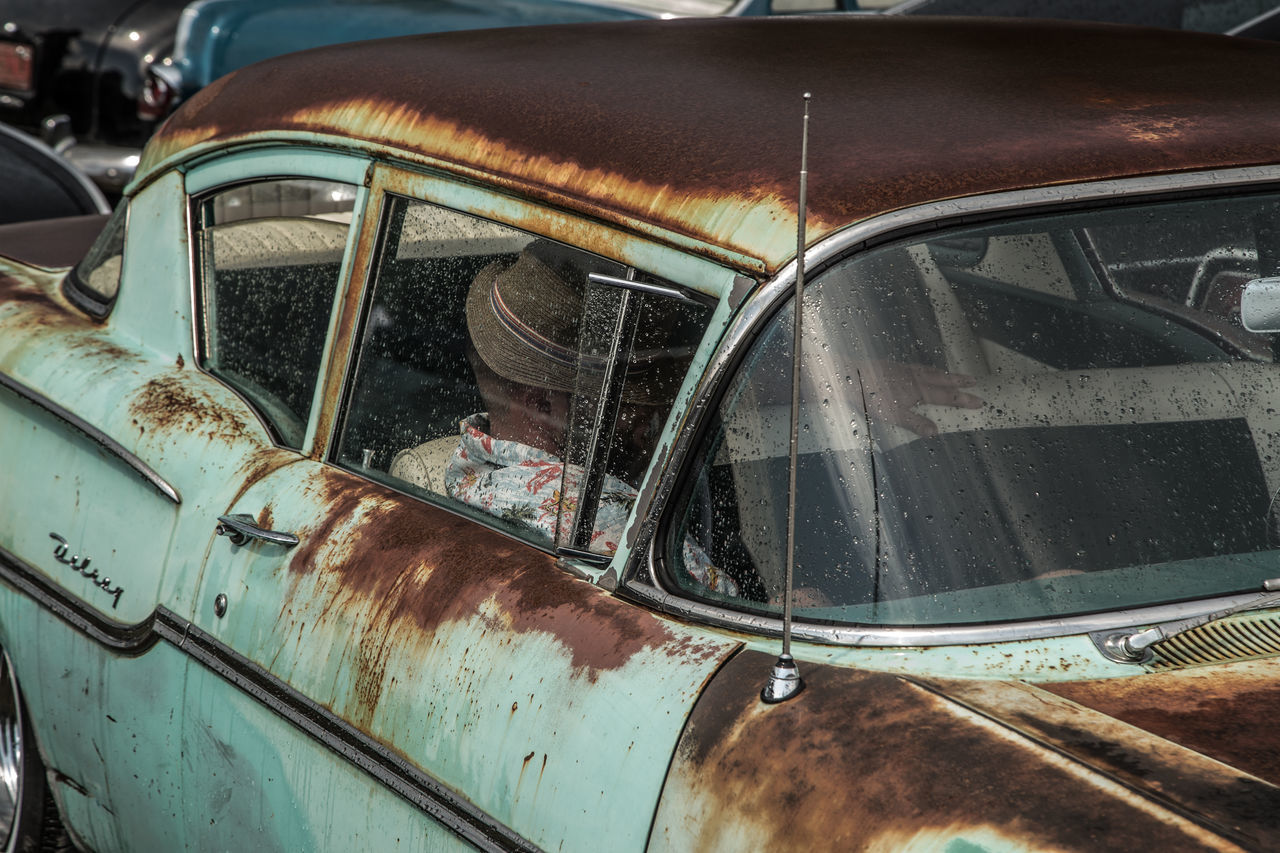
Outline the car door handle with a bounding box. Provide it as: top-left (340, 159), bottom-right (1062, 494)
top-left (215, 513), bottom-right (299, 548)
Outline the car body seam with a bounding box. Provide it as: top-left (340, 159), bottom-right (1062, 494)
top-left (0, 544), bottom-right (539, 852)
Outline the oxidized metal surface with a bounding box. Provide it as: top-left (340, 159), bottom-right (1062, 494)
top-left (654, 649), bottom-right (1255, 850)
top-left (286, 467), bottom-right (727, 686)
top-left (203, 463), bottom-right (741, 847)
top-left (1045, 658), bottom-right (1280, 788)
top-left (922, 676), bottom-right (1280, 849)
top-left (140, 17), bottom-right (1280, 272)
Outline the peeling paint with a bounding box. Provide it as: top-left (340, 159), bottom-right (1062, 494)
top-left (287, 468), bottom-right (723, 683)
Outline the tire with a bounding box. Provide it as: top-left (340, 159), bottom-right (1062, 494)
top-left (0, 650), bottom-right (68, 853)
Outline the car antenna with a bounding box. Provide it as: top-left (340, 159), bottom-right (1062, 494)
top-left (762, 92), bottom-right (810, 704)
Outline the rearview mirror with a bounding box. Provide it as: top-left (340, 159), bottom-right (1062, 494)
top-left (1240, 277), bottom-right (1280, 332)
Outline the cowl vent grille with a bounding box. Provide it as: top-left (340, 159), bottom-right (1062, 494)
top-left (1151, 611), bottom-right (1280, 669)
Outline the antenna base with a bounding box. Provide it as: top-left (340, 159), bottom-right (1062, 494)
top-left (760, 653), bottom-right (805, 704)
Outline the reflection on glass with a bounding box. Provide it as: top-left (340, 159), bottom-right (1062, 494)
top-left (335, 196), bottom-right (711, 557)
top-left (197, 178), bottom-right (357, 448)
top-left (669, 193), bottom-right (1280, 626)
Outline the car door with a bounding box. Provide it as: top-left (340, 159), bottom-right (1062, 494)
top-left (179, 165), bottom-right (746, 850)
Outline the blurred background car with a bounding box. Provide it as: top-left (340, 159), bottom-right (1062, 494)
top-left (888, 0), bottom-right (1280, 36)
top-left (4, 0), bottom-right (1277, 206)
top-left (0, 120), bottom-right (108, 224)
top-left (0, 0), bottom-right (188, 198)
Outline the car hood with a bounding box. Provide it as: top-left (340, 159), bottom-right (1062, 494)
top-left (659, 649), bottom-right (1280, 849)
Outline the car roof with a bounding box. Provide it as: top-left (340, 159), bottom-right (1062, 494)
top-left (138, 16), bottom-right (1280, 274)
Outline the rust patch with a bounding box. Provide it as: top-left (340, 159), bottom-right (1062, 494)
top-left (229, 447), bottom-right (301, 508)
top-left (0, 273), bottom-right (57, 310)
top-left (288, 467), bottom-right (724, 682)
top-left (128, 374), bottom-right (252, 443)
top-left (1045, 660), bottom-right (1280, 787)
top-left (917, 677), bottom-right (1280, 849)
top-left (139, 18), bottom-right (1280, 272)
top-left (664, 651), bottom-right (1248, 850)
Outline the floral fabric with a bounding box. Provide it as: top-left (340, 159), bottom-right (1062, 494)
top-left (445, 414), bottom-right (738, 595)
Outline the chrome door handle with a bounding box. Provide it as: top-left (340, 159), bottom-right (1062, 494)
top-left (215, 513), bottom-right (299, 548)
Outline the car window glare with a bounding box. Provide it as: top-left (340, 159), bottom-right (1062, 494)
top-left (664, 191), bottom-right (1280, 626)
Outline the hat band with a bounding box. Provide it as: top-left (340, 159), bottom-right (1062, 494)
top-left (488, 270), bottom-right (677, 392)
top-left (489, 276), bottom-right (582, 369)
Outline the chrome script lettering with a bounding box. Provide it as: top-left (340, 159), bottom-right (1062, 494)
top-left (48, 533), bottom-right (124, 609)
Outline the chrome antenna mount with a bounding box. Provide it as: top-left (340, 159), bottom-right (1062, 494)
top-left (762, 92), bottom-right (811, 704)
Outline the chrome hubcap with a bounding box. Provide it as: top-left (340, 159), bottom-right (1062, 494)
top-left (0, 652), bottom-right (23, 849)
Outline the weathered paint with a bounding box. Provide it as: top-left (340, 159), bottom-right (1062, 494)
top-left (1045, 658), bottom-right (1280, 788)
top-left (920, 675), bottom-right (1280, 849)
top-left (139, 18), bottom-right (1280, 272)
top-left (190, 462), bottom-right (742, 848)
top-left (653, 649), bottom-right (1258, 851)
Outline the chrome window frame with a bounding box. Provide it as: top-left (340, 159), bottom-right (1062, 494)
top-left (622, 164), bottom-right (1280, 647)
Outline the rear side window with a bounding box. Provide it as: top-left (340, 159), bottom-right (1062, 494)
top-left (194, 178), bottom-right (357, 449)
top-left (65, 202), bottom-right (127, 316)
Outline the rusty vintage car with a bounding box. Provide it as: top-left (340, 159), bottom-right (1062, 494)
top-left (6, 14), bottom-right (1280, 851)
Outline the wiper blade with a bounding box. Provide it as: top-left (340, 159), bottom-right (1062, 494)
top-left (1099, 578), bottom-right (1280, 664)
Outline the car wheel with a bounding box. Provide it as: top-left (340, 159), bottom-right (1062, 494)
top-left (0, 650), bottom-right (66, 853)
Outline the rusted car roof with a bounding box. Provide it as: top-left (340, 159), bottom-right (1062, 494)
top-left (139, 16), bottom-right (1280, 272)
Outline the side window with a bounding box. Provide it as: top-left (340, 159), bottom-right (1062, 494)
top-left (335, 195), bottom-right (710, 555)
top-left (65, 201), bottom-right (127, 316)
top-left (194, 178), bottom-right (358, 449)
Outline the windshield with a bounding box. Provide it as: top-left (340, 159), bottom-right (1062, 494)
top-left (665, 190), bottom-right (1280, 626)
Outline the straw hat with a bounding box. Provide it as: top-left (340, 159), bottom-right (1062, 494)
top-left (465, 243), bottom-right (688, 406)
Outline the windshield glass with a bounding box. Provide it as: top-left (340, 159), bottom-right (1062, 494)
top-left (665, 190), bottom-right (1280, 626)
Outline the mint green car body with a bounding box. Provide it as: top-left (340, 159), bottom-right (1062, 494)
top-left (7, 15), bottom-right (1280, 853)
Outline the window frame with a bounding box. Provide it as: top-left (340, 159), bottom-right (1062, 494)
top-left (185, 148), bottom-right (371, 454)
top-left (322, 163), bottom-right (744, 561)
top-left (627, 165), bottom-right (1280, 648)
top-left (63, 201), bottom-right (128, 318)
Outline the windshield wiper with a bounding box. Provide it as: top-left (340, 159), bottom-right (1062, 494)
top-left (1098, 578), bottom-right (1280, 664)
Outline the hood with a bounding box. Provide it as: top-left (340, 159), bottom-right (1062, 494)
top-left (927, 660), bottom-right (1280, 847)
top-left (657, 649), bottom-right (1280, 850)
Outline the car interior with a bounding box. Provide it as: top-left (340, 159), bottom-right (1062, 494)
top-left (668, 200), bottom-right (1280, 622)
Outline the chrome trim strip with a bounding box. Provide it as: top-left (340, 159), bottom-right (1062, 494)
top-left (623, 577), bottom-right (1280, 648)
top-left (627, 165), bottom-right (1280, 647)
top-left (0, 544), bottom-right (156, 654)
top-left (798, 165), bottom-right (1280, 294)
top-left (588, 273), bottom-right (700, 304)
top-left (0, 372), bottom-right (181, 505)
top-left (164, 617), bottom-right (538, 852)
top-left (0, 545), bottom-right (534, 852)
